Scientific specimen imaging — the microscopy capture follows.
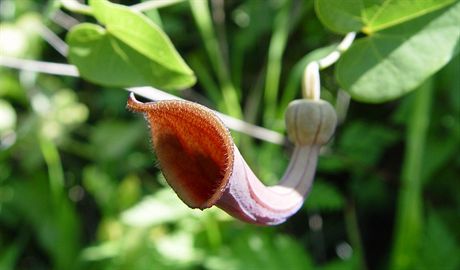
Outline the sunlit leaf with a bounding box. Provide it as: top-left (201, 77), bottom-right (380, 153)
top-left (67, 0), bottom-right (196, 89)
top-left (316, 1), bottom-right (460, 102)
top-left (339, 2), bottom-right (460, 102)
top-left (315, 0), bottom-right (456, 34)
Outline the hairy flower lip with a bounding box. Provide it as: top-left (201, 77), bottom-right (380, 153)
top-left (127, 93), bottom-right (331, 226)
top-left (127, 93), bottom-right (233, 209)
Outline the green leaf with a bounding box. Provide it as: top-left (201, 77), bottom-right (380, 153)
top-left (67, 0), bottom-right (195, 90)
top-left (315, 0), bottom-right (456, 34)
top-left (89, 0), bottom-right (192, 75)
top-left (67, 23), bottom-right (151, 87)
top-left (314, 0), bottom-right (363, 34)
top-left (336, 2), bottom-right (460, 102)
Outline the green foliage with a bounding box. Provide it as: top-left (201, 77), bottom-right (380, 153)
top-left (316, 0), bottom-right (460, 102)
top-left (2, 177), bottom-right (81, 270)
top-left (315, 0), bottom-right (456, 34)
top-left (67, 0), bottom-right (195, 89)
top-left (208, 232), bottom-right (314, 270)
top-left (1, 0), bottom-right (459, 270)
top-left (337, 2), bottom-right (460, 102)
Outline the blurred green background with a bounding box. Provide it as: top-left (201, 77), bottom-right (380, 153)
top-left (0, 0), bottom-right (459, 270)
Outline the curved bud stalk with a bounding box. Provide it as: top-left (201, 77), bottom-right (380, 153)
top-left (128, 92), bottom-right (337, 225)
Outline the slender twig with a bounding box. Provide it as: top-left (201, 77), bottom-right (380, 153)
top-left (0, 56), bottom-right (79, 76)
top-left (210, 0), bottom-right (229, 69)
top-left (60, 0), bottom-right (93, 16)
top-left (345, 201), bottom-right (368, 270)
top-left (51, 9), bottom-right (80, 30)
top-left (39, 136), bottom-right (65, 206)
top-left (263, 0), bottom-right (291, 125)
top-left (131, 0), bottom-right (186, 12)
top-left (0, 57), bottom-right (285, 145)
top-left (391, 80), bottom-right (432, 270)
top-left (189, 0), bottom-right (241, 118)
top-left (38, 24), bottom-right (69, 56)
top-left (61, 0), bottom-right (185, 16)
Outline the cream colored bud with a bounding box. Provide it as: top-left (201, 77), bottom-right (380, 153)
top-left (285, 99), bottom-right (337, 145)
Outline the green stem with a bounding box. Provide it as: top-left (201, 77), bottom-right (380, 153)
top-left (189, 0), bottom-right (241, 118)
top-left (39, 136), bottom-right (65, 206)
top-left (390, 80), bottom-right (433, 270)
top-left (203, 213), bottom-right (222, 251)
top-left (344, 201), bottom-right (367, 270)
top-left (188, 54), bottom-right (222, 103)
top-left (263, 0), bottom-right (291, 127)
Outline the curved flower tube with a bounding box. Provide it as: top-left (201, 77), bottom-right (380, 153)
top-left (127, 93), bottom-right (336, 225)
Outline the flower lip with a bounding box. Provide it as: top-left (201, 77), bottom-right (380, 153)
top-left (127, 93), bottom-right (234, 209)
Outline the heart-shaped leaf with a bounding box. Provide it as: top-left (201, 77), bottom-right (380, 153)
top-left (67, 0), bottom-right (195, 90)
top-left (315, 0), bottom-right (460, 102)
top-left (336, 2), bottom-right (460, 102)
top-left (315, 0), bottom-right (456, 34)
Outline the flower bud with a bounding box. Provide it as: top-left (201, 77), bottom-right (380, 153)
top-left (285, 99), bottom-right (337, 145)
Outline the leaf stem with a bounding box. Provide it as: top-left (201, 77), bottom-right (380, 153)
top-left (51, 9), bottom-right (80, 30)
top-left (263, 0), bottom-right (291, 126)
top-left (344, 201), bottom-right (367, 270)
top-left (302, 62), bottom-right (320, 100)
top-left (203, 213), bottom-right (222, 251)
top-left (317, 32), bottom-right (356, 69)
top-left (0, 56), bottom-right (78, 76)
top-left (39, 136), bottom-right (65, 206)
top-left (300, 32), bottom-right (355, 100)
top-left (390, 80), bottom-right (433, 270)
top-left (189, 0), bottom-right (242, 118)
top-left (38, 23), bottom-right (69, 56)
top-left (61, 0), bottom-right (185, 17)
